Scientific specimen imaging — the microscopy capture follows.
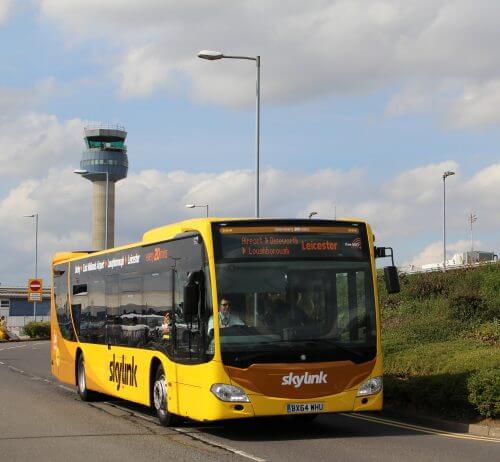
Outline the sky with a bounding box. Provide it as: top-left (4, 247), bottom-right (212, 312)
top-left (0, 0), bottom-right (499, 284)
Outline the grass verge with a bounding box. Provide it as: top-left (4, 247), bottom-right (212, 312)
top-left (380, 262), bottom-right (500, 421)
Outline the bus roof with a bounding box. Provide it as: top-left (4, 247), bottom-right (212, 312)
top-left (52, 217), bottom-right (370, 265)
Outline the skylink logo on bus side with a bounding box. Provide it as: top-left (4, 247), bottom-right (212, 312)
top-left (109, 354), bottom-right (138, 391)
top-left (281, 371), bottom-right (328, 388)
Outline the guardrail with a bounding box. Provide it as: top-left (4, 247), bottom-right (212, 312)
top-left (400, 259), bottom-right (498, 274)
top-left (84, 123), bottom-right (126, 132)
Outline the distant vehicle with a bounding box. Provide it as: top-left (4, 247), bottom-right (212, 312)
top-left (51, 218), bottom-right (399, 425)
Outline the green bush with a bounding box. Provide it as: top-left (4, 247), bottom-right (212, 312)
top-left (466, 320), bottom-right (500, 346)
top-left (23, 321), bottom-right (50, 338)
top-left (405, 271), bottom-right (454, 299)
top-left (467, 369), bottom-right (500, 418)
top-left (384, 373), bottom-right (475, 420)
top-left (447, 292), bottom-right (486, 322)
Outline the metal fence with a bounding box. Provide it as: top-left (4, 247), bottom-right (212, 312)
top-left (400, 259), bottom-right (498, 275)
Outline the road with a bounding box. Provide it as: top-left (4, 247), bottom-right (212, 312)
top-left (0, 341), bottom-right (497, 462)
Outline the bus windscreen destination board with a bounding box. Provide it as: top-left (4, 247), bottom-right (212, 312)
top-left (215, 224), bottom-right (368, 260)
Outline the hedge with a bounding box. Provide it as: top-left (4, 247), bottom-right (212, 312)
top-left (467, 369), bottom-right (500, 418)
top-left (23, 321), bottom-right (50, 339)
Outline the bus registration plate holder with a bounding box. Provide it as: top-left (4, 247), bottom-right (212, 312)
top-left (286, 403), bottom-right (324, 414)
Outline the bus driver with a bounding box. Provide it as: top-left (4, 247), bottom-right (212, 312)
top-left (207, 297), bottom-right (245, 334)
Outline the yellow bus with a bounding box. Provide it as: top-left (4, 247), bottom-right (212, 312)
top-left (51, 218), bottom-right (399, 425)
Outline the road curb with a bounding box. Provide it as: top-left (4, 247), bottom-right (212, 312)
top-left (381, 407), bottom-right (499, 439)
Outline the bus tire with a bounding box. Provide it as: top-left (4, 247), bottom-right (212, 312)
top-left (152, 364), bottom-right (179, 426)
top-left (76, 354), bottom-right (98, 402)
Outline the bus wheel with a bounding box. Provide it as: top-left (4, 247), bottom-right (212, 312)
top-left (76, 354), bottom-right (98, 402)
top-left (153, 364), bottom-right (179, 426)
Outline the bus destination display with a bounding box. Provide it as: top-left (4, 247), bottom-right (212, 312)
top-left (216, 225), bottom-right (366, 260)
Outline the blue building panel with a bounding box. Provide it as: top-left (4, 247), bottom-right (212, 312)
top-left (10, 299), bottom-right (50, 316)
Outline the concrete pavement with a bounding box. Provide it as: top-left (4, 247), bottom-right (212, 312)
top-left (0, 341), bottom-right (497, 462)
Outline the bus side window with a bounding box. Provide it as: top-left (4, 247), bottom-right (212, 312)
top-left (54, 264), bottom-right (75, 341)
top-left (170, 236), bottom-right (209, 363)
top-left (71, 303), bottom-right (81, 335)
top-left (143, 271), bottom-right (172, 352)
top-left (118, 274), bottom-right (143, 347)
top-left (73, 283), bottom-right (90, 342)
top-left (105, 275), bottom-right (119, 345)
top-left (88, 278), bottom-right (106, 344)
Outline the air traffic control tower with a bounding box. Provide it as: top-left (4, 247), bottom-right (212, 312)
top-left (78, 125), bottom-right (128, 250)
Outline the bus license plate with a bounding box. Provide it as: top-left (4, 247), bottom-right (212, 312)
top-left (286, 403), bottom-right (324, 414)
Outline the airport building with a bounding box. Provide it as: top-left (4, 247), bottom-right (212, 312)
top-left (0, 285), bottom-right (50, 326)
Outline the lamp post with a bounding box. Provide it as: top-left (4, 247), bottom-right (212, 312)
top-left (198, 50), bottom-right (261, 218)
top-left (24, 213), bottom-right (38, 321)
top-left (185, 203), bottom-right (209, 217)
top-left (74, 169), bottom-right (109, 249)
top-left (468, 213), bottom-right (477, 262)
top-left (308, 211), bottom-right (318, 219)
top-left (442, 170), bottom-right (455, 270)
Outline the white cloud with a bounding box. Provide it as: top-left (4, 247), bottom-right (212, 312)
top-left (0, 0), bottom-right (11, 23)
top-left (0, 78), bottom-right (58, 118)
top-left (382, 160), bottom-right (458, 204)
top-left (0, 112), bottom-right (83, 179)
top-left (1, 159), bottom-right (499, 282)
top-left (36, 0), bottom-right (500, 126)
top-left (448, 80), bottom-right (500, 128)
top-left (385, 84), bottom-right (434, 117)
top-left (117, 44), bottom-right (176, 98)
top-left (384, 80), bottom-right (462, 118)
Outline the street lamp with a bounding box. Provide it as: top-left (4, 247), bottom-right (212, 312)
top-left (468, 213), bottom-right (478, 262)
top-left (185, 203), bottom-right (209, 217)
top-left (198, 49), bottom-right (261, 218)
top-left (24, 213), bottom-right (38, 321)
top-left (74, 169), bottom-right (109, 249)
top-left (308, 211), bottom-right (318, 219)
top-left (442, 170), bottom-right (455, 270)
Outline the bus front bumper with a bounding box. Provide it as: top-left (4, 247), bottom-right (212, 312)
top-left (195, 388), bottom-right (383, 422)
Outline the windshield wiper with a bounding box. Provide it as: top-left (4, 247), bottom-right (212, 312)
top-left (298, 338), bottom-right (367, 363)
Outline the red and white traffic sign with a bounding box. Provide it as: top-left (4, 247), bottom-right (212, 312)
top-left (29, 279), bottom-right (42, 292)
top-left (28, 278), bottom-right (43, 302)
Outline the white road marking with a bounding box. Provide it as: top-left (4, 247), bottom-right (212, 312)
top-left (8, 366), bottom-right (25, 373)
top-left (0, 344), bottom-right (28, 351)
top-left (174, 426), bottom-right (267, 462)
top-left (106, 402), bottom-right (266, 462)
top-left (58, 384), bottom-right (75, 392)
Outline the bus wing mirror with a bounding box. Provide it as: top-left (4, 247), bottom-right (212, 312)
top-left (183, 270), bottom-right (204, 320)
top-left (384, 266), bottom-right (400, 294)
top-left (376, 246), bottom-right (400, 293)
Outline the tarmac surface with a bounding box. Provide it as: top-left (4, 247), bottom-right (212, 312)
top-left (0, 341), bottom-right (498, 462)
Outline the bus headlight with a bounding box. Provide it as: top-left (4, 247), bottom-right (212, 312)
top-left (356, 376), bottom-right (382, 397)
top-left (210, 384), bottom-right (250, 402)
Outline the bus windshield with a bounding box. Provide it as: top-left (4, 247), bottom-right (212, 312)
top-left (212, 222), bottom-right (376, 367)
